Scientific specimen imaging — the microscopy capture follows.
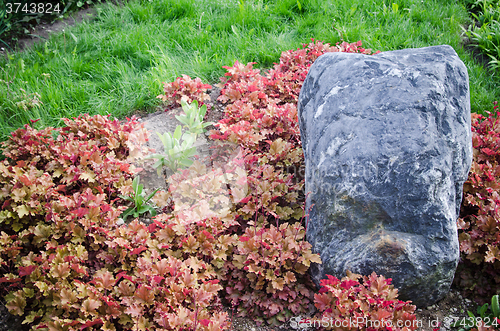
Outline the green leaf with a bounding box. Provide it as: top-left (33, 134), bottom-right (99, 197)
top-left (184, 147), bottom-right (197, 158)
top-left (135, 194), bottom-right (144, 208)
top-left (392, 3), bottom-right (398, 13)
top-left (70, 32), bottom-right (78, 43)
top-left (182, 99), bottom-right (199, 116)
top-left (18, 59), bottom-right (25, 73)
top-left (16, 205), bottom-right (29, 218)
top-left (12, 222), bottom-right (23, 232)
top-left (152, 158), bottom-right (165, 167)
top-left (180, 99), bottom-right (189, 110)
top-left (145, 205), bottom-right (157, 216)
top-left (175, 114), bottom-right (189, 126)
top-left (163, 132), bottom-right (175, 150)
top-left (145, 188), bottom-right (160, 202)
top-left (121, 207), bottom-right (135, 221)
top-left (136, 182), bottom-right (144, 196)
top-left (181, 133), bottom-right (196, 148)
top-left (479, 303), bottom-right (488, 317)
top-left (178, 159), bottom-right (194, 167)
top-left (23, 309), bottom-right (42, 324)
top-left (118, 195), bottom-right (134, 203)
top-left (173, 125), bottom-right (182, 140)
top-left (492, 295), bottom-right (500, 317)
top-left (172, 145), bottom-right (182, 156)
top-left (132, 176), bottom-right (140, 195)
top-left (157, 132), bottom-right (173, 151)
top-left (231, 24), bottom-right (239, 36)
top-left (136, 205), bottom-right (149, 214)
top-left (199, 104), bottom-right (207, 118)
top-left (168, 160), bottom-right (180, 172)
top-left (467, 311), bottom-right (476, 325)
top-left (144, 153), bottom-right (165, 160)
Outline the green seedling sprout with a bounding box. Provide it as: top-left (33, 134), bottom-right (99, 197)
top-left (119, 175), bottom-right (160, 221)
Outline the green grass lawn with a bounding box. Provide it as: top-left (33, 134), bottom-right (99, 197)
top-left (0, 0), bottom-right (498, 142)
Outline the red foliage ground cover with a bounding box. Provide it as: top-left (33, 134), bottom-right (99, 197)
top-left (0, 40), bottom-right (450, 330)
top-left (456, 102), bottom-right (500, 305)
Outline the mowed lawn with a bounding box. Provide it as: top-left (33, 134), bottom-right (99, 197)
top-left (0, 0), bottom-right (498, 142)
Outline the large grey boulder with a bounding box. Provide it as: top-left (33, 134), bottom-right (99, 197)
top-left (298, 45), bottom-right (472, 307)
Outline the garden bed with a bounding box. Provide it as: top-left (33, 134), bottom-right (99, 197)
top-left (1, 1), bottom-right (500, 328)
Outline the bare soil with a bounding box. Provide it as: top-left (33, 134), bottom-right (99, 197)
top-left (0, 7), bottom-right (97, 56)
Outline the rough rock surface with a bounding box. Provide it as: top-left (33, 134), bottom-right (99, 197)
top-left (298, 45), bottom-right (472, 307)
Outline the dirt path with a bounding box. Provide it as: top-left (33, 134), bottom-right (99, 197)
top-left (1, 7), bottom-right (97, 55)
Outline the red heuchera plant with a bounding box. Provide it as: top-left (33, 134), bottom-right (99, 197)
top-left (205, 39), bottom-right (382, 324)
top-left (265, 40), bottom-right (378, 104)
top-left (455, 102), bottom-right (500, 302)
top-left (0, 115), bottom-right (230, 330)
top-left (162, 156), bottom-right (246, 226)
top-left (0, 114), bottom-right (145, 232)
top-left (4, 217), bottom-right (230, 330)
top-left (220, 221), bottom-right (321, 326)
top-left (151, 140), bottom-right (324, 325)
top-left (211, 40), bottom-right (379, 226)
top-left (313, 271), bottom-right (417, 331)
top-left (158, 74), bottom-right (212, 111)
